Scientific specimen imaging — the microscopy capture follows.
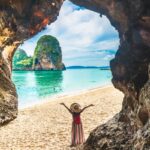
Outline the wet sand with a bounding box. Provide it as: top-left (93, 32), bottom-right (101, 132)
top-left (0, 85), bottom-right (123, 150)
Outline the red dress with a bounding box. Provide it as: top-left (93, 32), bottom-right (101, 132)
top-left (73, 113), bottom-right (81, 124)
top-left (71, 113), bottom-right (85, 145)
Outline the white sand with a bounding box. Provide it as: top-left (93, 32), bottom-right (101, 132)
top-left (0, 85), bottom-right (123, 150)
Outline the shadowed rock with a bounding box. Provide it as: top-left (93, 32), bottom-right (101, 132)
top-left (69, 0), bottom-right (150, 149)
top-left (0, 0), bottom-right (64, 124)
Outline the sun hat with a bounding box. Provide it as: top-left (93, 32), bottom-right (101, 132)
top-left (70, 103), bottom-right (81, 113)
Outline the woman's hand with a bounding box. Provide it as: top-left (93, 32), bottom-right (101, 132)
top-left (60, 103), bottom-right (72, 114)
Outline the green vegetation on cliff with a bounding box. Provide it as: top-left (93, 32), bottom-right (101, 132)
top-left (33, 35), bottom-right (65, 70)
top-left (34, 35), bottom-right (60, 58)
top-left (13, 49), bottom-right (33, 70)
top-left (13, 35), bottom-right (65, 71)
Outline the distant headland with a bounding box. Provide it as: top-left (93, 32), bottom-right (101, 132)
top-left (66, 66), bottom-right (110, 70)
top-left (13, 35), bottom-right (65, 71)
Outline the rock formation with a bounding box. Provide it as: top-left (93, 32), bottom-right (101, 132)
top-left (70, 1), bottom-right (150, 149)
top-left (13, 49), bottom-right (33, 70)
top-left (0, 0), bottom-right (149, 149)
top-left (13, 36), bottom-right (65, 71)
top-left (0, 0), bottom-right (63, 124)
top-left (33, 35), bottom-right (65, 70)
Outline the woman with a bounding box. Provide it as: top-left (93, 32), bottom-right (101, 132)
top-left (60, 102), bottom-right (94, 147)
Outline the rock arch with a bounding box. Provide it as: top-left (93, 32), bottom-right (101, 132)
top-left (0, 0), bottom-right (149, 149)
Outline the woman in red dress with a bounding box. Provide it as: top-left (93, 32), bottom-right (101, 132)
top-left (60, 102), bottom-right (94, 147)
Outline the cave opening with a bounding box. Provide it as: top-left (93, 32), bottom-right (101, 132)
top-left (11, 0), bottom-right (119, 108)
top-left (0, 0), bottom-right (149, 149)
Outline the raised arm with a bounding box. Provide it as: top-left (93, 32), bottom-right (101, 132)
top-left (60, 103), bottom-right (72, 114)
top-left (80, 104), bottom-right (94, 113)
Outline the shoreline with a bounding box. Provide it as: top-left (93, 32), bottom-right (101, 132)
top-left (0, 85), bottom-right (123, 150)
top-left (20, 83), bottom-right (113, 110)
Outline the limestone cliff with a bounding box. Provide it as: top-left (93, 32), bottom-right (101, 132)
top-left (0, 0), bottom-right (149, 149)
top-left (33, 35), bottom-right (65, 70)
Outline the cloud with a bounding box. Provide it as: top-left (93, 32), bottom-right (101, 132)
top-left (20, 0), bottom-right (119, 66)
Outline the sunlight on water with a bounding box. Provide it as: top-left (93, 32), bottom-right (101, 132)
top-left (12, 69), bottom-right (112, 108)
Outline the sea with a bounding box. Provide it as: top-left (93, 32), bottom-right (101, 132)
top-left (12, 69), bottom-right (112, 108)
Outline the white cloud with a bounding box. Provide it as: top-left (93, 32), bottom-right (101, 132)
top-left (20, 0), bottom-right (119, 66)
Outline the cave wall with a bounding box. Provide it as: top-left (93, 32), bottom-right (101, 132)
top-left (70, 0), bottom-right (150, 149)
top-left (0, 0), bottom-right (150, 149)
top-left (0, 0), bottom-right (64, 124)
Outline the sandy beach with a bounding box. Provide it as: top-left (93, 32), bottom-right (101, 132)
top-left (0, 85), bottom-right (123, 150)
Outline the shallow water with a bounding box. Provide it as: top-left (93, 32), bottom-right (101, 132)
top-left (12, 69), bottom-right (112, 108)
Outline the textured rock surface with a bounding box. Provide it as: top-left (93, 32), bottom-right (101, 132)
top-left (0, 55), bottom-right (17, 124)
top-left (33, 35), bottom-right (65, 70)
top-left (0, 0), bottom-right (150, 149)
top-left (69, 0), bottom-right (150, 149)
top-left (0, 0), bottom-right (64, 124)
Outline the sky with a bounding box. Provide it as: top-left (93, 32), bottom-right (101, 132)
top-left (19, 0), bottom-right (119, 67)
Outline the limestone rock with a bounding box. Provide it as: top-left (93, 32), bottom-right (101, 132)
top-left (69, 0), bottom-right (150, 149)
top-left (0, 0), bottom-right (63, 125)
top-left (33, 35), bottom-right (65, 70)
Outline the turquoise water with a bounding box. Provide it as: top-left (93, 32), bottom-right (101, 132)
top-left (12, 69), bottom-right (112, 108)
